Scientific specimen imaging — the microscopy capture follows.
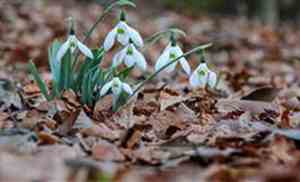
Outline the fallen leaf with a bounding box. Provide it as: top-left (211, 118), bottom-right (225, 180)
top-left (241, 86), bottom-right (279, 102)
top-left (92, 140), bottom-right (125, 161)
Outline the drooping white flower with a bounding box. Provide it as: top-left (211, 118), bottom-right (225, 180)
top-left (112, 43), bottom-right (147, 71)
top-left (103, 21), bottom-right (143, 51)
top-left (189, 63), bottom-right (217, 88)
top-left (56, 32), bottom-right (94, 61)
top-left (100, 77), bottom-right (133, 105)
top-left (155, 44), bottom-right (191, 75)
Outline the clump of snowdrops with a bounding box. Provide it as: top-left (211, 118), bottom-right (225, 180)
top-left (28, 0), bottom-right (217, 111)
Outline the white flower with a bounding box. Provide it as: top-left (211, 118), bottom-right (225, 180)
top-left (103, 21), bottom-right (143, 51)
top-left (56, 34), bottom-right (94, 61)
top-left (189, 63), bottom-right (217, 88)
top-left (155, 44), bottom-right (191, 75)
top-left (100, 77), bottom-right (133, 105)
top-left (112, 43), bottom-right (147, 71)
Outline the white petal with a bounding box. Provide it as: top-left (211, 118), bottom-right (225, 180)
top-left (189, 71), bottom-right (208, 88)
top-left (124, 55), bottom-right (136, 67)
top-left (112, 84), bottom-right (122, 97)
top-left (155, 47), bottom-right (170, 72)
top-left (111, 77), bottom-right (123, 97)
top-left (207, 71), bottom-right (217, 88)
top-left (103, 28), bottom-right (117, 51)
top-left (56, 40), bottom-right (70, 61)
top-left (117, 33), bottom-right (129, 45)
top-left (179, 58), bottom-right (191, 75)
top-left (164, 61), bottom-right (177, 73)
top-left (112, 48), bottom-right (127, 67)
top-left (77, 40), bottom-right (94, 59)
top-left (195, 63), bottom-right (209, 72)
top-left (117, 21), bottom-right (130, 45)
top-left (173, 45), bottom-right (190, 74)
top-left (100, 81), bottom-right (112, 96)
top-left (122, 83), bottom-right (133, 95)
top-left (128, 26), bottom-right (144, 47)
top-left (132, 46), bottom-right (147, 71)
top-left (165, 46), bottom-right (180, 73)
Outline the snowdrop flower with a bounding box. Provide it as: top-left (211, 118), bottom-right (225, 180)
top-left (100, 77), bottom-right (133, 105)
top-left (112, 42), bottom-right (147, 71)
top-left (103, 12), bottom-right (143, 51)
top-left (56, 30), bottom-right (94, 61)
top-left (155, 43), bottom-right (191, 75)
top-left (189, 63), bottom-right (217, 88)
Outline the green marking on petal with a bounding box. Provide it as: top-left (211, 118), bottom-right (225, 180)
top-left (170, 53), bottom-right (177, 59)
top-left (127, 47), bottom-right (133, 55)
top-left (197, 69), bottom-right (207, 76)
top-left (117, 28), bottom-right (125, 34)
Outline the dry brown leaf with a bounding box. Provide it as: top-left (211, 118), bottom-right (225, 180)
top-left (37, 131), bottom-right (60, 145)
top-left (159, 88), bottom-right (188, 111)
top-left (93, 95), bottom-right (113, 121)
top-left (62, 90), bottom-right (81, 108)
top-left (80, 123), bottom-right (120, 141)
top-left (149, 110), bottom-right (188, 139)
top-left (92, 140), bottom-right (125, 161)
top-left (241, 86), bottom-right (279, 102)
top-left (217, 99), bottom-right (279, 116)
top-left (23, 83), bottom-right (41, 95)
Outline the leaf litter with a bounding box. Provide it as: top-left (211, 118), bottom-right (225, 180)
top-left (1, 0), bottom-right (300, 181)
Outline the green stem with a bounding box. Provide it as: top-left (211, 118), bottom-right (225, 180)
top-left (130, 43), bottom-right (213, 99)
top-left (82, 2), bottom-right (118, 44)
top-left (72, 0), bottom-right (134, 70)
top-left (143, 28), bottom-right (186, 49)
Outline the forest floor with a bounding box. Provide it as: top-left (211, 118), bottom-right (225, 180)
top-left (1, 0), bottom-right (300, 181)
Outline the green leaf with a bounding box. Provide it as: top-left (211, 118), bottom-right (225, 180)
top-left (145, 28), bottom-right (186, 46)
top-left (116, 66), bottom-right (134, 80)
top-left (73, 48), bottom-right (104, 91)
top-left (112, 91), bottom-right (129, 112)
top-left (60, 50), bottom-right (72, 90)
top-left (81, 73), bottom-right (94, 106)
top-left (48, 40), bottom-right (61, 84)
top-left (28, 60), bottom-right (51, 101)
top-left (117, 0), bottom-right (136, 8)
top-left (48, 40), bottom-right (62, 97)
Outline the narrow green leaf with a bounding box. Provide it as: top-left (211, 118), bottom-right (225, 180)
top-left (48, 40), bottom-right (62, 84)
top-left (116, 66), bottom-right (134, 80)
top-left (28, 60), bottom-right (51, 101)
top-left (117, 0), bottom-right (136, 8)
top-left (48, 40), bottom-right (62, 97)
top-left (144, 28), bottom-right (186, 46)
top-left (60, 50), bottom-right (72, 90)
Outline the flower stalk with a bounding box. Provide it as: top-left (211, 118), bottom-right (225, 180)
top-left (129, 43), bottom-right (213, 100)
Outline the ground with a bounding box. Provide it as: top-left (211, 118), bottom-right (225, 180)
top-left (1, 0), bottom-right (300, 182)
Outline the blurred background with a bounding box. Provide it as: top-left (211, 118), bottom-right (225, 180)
top-left (1, 0), bottom-right (300, 83)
